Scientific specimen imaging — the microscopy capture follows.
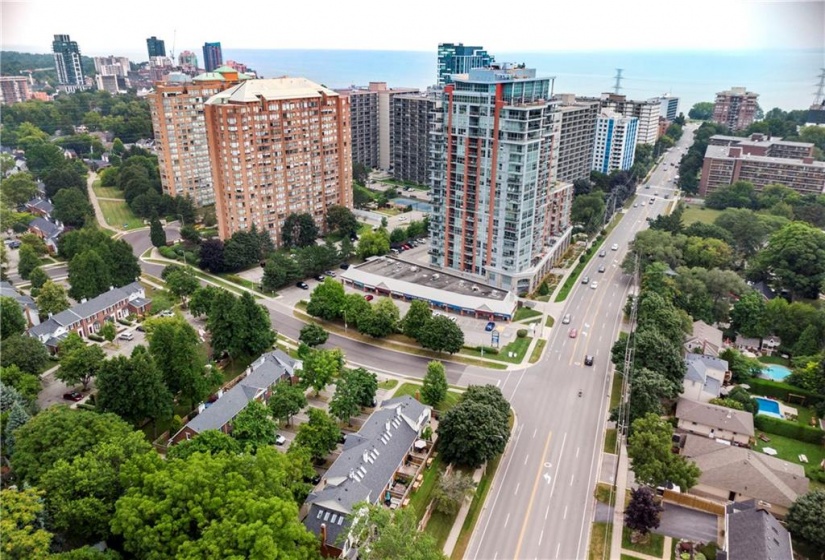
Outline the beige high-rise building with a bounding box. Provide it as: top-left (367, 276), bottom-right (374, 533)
top-left (713, 87), bottom-right (759, 131)
top-left (148, 67), bottom-right (245, 207)
top-left (204, 78), bottom-right (353, 247)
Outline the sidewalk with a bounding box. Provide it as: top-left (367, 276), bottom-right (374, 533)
top-left (610, 442), bottom-right (630, 560)
top-left (85, 171), bottom-right (118, 233)
top-left (442, 464), bottom-right (484, 556)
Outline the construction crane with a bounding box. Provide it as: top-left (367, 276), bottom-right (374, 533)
top-left (170, 29), bottom-right (177, 62)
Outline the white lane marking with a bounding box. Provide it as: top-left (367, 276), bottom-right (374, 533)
top-left (539, 530), bottom-right (544, 546)
top-left (504, 513), bottom-right (510, 528)
top-left (524, 455), bottom-right (529, 465)
top-left (496, 379), bottom-right (501, 387)
top-left (550, 433), bottom-right (567, 499)
top-left (533, 428), bottom-right (537, 439)
top-left (576, 447), bottom-right (580, 459)
top-left (545, 505), bottom-right (550, 520)
top-left (563, 505), bottom-right (568, 520)
top-left (570, 474), bottom-right (575, 486)
top-left (515, 482), bottom-right (520, 496)
top-left (555, 542), bottom-right (561, 558)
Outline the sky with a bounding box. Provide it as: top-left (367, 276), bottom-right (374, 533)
top-left (2, 0), bottom-right (824, 61)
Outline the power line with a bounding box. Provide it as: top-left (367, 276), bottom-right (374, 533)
top-left (813, 68), bottom-right (825, 106)
top-left (612, 68), bottom-right (624, 95)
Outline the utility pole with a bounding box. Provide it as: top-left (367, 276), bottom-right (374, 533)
top-left (612, 69), bottom-right (624, 95)
top-left (813, 68), bottom-right (825, 106)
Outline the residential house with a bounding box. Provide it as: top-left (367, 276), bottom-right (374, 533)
top-left (169, 350), bottom-right (299, 444)
top-left (683, 354), bottom-right (730, 403)
top-left (675, 397), bottom-right (754, 445)
top-left (681, 435), bottom-right (809, 518)
top-left (0, 280), bottom-right (40, 326)
top-left (25, 197), bottom-right (53, 218)
top-left (685, 320), bottom-right (725, 357)
top-left (27, 217), bottom-right (64, 254)
top-left (719, 500), bottom-right (794, 560)
top-left (27, 282), bottom-right (149, 352)
top-left (302, 396), bottom-right (432, 557)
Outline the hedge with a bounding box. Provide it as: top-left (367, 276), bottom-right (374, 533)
top-left (747, 377), bottom-right (825, 407)
top-left (87, 333), bottom-right (105, 342)
top-left (753, 415), bottom-right (825, 444)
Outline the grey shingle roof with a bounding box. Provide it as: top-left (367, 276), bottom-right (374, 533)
top-left (0, 281), bottom-right (37, 311)
top-left (684, 354), bottom-right (728, 398)
top-left (676, 398), bottom-right (755, 437)
top-left (682, 436), bottom-right (808, 509)
top-left (726, 500), bottom-right (793, 560)
top-left (26, 198), bottom-right (53, 214)
top-left (181, 350), bottom-right (290, 435)
top-left (303, 395), bottom-right (431, 547)
top-left (28, 317), bottom-right (61, 339)
top-left (29, 217), bottom-right (63, 239)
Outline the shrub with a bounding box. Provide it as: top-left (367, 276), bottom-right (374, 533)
top-left (748, 378), bottom-right (825, 407)
top-left (753, 415), bottom-right (825, 444)
top-left (158, 246), bottom-right (178, 259)
top-left (87, 333), bottom-right (104, 342)
top-left (474, 345), bottom-right (499, 355)
top-left (517, 329), bottom-right (528, 338)
top-left (117, 318), bottom-right (132, 326)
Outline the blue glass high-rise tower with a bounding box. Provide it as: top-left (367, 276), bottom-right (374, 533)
top-left (437, 43), bottom-right (494, 87)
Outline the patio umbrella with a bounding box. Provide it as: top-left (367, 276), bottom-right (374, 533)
top-left (414, 439), bottom-right (426, 450)
top-left (762, 447), bottom-right (778, 456)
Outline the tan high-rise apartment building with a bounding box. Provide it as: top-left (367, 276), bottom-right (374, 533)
top-left (554, 94), bottom-right (599, 183)
top-left (712, 87), bottom-right (759, 131)
top-left (0, 76), bottom-right (31, 105)
top-left (148, 67), bottom-right (244, 207)
top-left (204, 78), bottom-right (353, 247)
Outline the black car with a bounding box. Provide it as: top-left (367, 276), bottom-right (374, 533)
top-left (315, 274), bottom-right (325, 282)
top-left (584, 355), bottom-right (594, 366)
top-left (339, 263), bottom-right (350, 270)
top-left (296, 281), bottom-right (309, 289)
top-left (63, 391), bottom-right (83, 401)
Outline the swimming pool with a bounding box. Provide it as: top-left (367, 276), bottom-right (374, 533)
top-left (761, 364), bottom-right (791, 381)
top-left (755, 397), bottom-right (784, 419)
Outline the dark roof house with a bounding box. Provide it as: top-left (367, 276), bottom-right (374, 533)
top-left (682, 354), bottom-right (729, 403)
top-left (721, 500), bottom-right (793, 560)
top-left (0, 281), bottom-right (39, 326)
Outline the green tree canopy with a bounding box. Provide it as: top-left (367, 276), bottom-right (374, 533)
top-left (422, 361), bottom-right (448, 407)
top-left (0, 334), bottom-right (49, 375)
top-left (628, 413), bottom-right (700, 490)
top-left (293, 407), bottom-right (339, 461)
top-left (307, 277), bottom-right (346, 321)
top-left (356, 229), bottom-right (390, 259)
top-left (52, 187), bottom-right (93, 227)
top-left (17, 244), bottom-right (40, 280)
top-left (326, 204), bottom-right (360, 237)
top-left (0, 296), bottom-right (26, 340)
top-left (751, 221), bottom-right (825, 300)
top-left (35, 279), bottom-right (70, 317)
top-left (688, 102), bottom-right (714, 120)
top-left (418, 315), bottom-right (465, 354)
top-left (148, 317), bottom-right (211, 409)
top-left (281, 212), bottom-right (319, 248)
top-left (402, 300), bottom-right (433, 340)
top-left (149, 215), bottom-right (166, 248)
top-left (299, 323), bottom-right (329, 347)
top-left (166, 429), bottom-right (242, 460)
top-left (0, 487), bottom-right (52, 560)
top-left (57, 332), bottom-right (105, 390)
top-left (68, 249), bottom-right (111, 301)
top-left (269, 381), bottom-right (307, 426)
top-left (344, 502), bottom-right (445, 560)
top-left (302, 348), bottom-right (343, 396)
top-left (230, 400), bottom-right (277, 452)
top-left (786, 490), bottom-right (825, 550)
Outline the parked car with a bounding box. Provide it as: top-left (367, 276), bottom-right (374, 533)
top-left (340, 263), bottom-right (350, 270)
top-left (485, 321), bottom-right (496, 332)
top-left (63, 391), bottom-right (83, 402)
top-left (562, 314), bottom-right (571, 324)
top-left (118, 331), bottom-right (134, 341)
top-left (315, 274), bottom-right (325, 281)
top-left (569, 328), bottom-right (578, 338)
top-left (158, 309), bottom-right (175, 318)
top-left (296, 281), bottom-right (309, 289)
top-left (7, 240), bottom-right (21, 249)
top-left (324, 270), bottom-right (336, 277)
top-left (275, 434), bottom-right (286, 446)
top-left (364, 294), bottom-right (374, 301)
top-left (338, 432), bottom-right (347, 444)
top-left (584, 355), bottom-right (594, 366)
top-left (136, 324), bottom-right (145, 332)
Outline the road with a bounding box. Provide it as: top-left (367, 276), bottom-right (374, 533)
top-left (465, 124), bottom-right (697, 560)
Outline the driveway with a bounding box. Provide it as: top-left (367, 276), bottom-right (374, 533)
top-left (653, 502), bottom-right (719, 544)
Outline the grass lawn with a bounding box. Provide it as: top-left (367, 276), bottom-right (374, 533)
top-left (545, 315), bottom-right (555, 328)
top-left (681, 203), bottom-right (721, 226)
top-left (408, 454), bottom-right (444, 521)
top-left (425, 510), bottom-right (455, 549)
top-left (393, 382), bottom-right (461, 412)
top-left (98, 199), bottom-right (144, 230)
top-left (514, 307), bottom-right (542, 322)
top-left (451, 451), bottom-right (503, 560)
top-left (622, 526), bottom-right (664, 557)
top-left (589, 522), bottom-right (613, 560)
top-left (375, 207), bottom-right (402, 216)
top-left (610, 373), bottom-right (624, 411)
top-left (604, 428), bottom-right (617, 454)
top-left (529, 339), bottom-right (547, 364)
top-left (758, 355), bottom-right (790, 366)
top-left (465, 336), bottom-right (532, 364)
top-left (752, 431), bottom-right (825, 488)
top-left (594, 482), bottom-right (616, 507)
top-left (92, 182), bottom-right (125, 199)
top-left (378, 379), bottom-right (398, 390)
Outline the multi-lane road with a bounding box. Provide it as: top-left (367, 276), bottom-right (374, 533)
top-left (465, 124), bottom-right (697, 560)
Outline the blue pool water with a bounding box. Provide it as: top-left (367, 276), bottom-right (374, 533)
top-left (761, 364), bottom-right (792, 381)
top-left (755, 397), bottom-right (784, 419)
top-left (391, 197), bottom-right (433, 213)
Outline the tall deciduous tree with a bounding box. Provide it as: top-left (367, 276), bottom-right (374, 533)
top-left (730, 290), bottom-right (769, 338)
top-left (358, 297), bottom-right (400, 338)
top-left (437, 386), bottom-right (510, 469)
top-left (628, 413), bottom-right (700, 490)
top-left (0, 296), bottom-right (26, 340)
top-left (57, 332), bottom-right (105, 390)
top-left (281, 212), bottom-right (318, 248)
top-left (269, 382), bottom-right (307, 426)
top-left (189, 285), bottom-right (220, 318)
top-left (433, 471), bottom-right (476, 515)
top-left (0, 172), bottom-right (38, 208)
top-left (786, 490), bottom-right (825, 550)
top-left (149, 215), bottom-right (166, 248)
top-left (344, 502), bottom-right (445, 560)
top-left (68, 249), bottom-right (111, 300)
top-left (35, 280), bottom-right (70, 317)
top-left (625, 486), bottom-right (663, 539)
top-left (418, 315), bottom-right (464, 354)
top-left (293, 407), bottom-right (340, 461)
top-left (326, 204), bottom-right (360, 236)
top-left (422, 361), bottom-right (448, 406)
top-left (166, 429), bottom-right (241, 460)
top-left (329, 376), bottom-right (360, 425)
top-left (402, 300), bottom-right (432, 340)
top-left (356, 229), bottom-right (390, 259)
top-left (148, 318), bottom-right (210, 409)
top-left (27, 266), bottom-right (49, 294)
top-left (230, 400), bottom-right (276, 452)
top-left (751, 221), bottom-right (825, 300)
top-left (301, 348), bottom-right (343, 396)
top-left (299, 323), bottom-right (329, 347)
top-left (0, 487), bottom-right (52, 560)
top-left (17, 244), bottom-right (40, 280)
top-left (262, 252), bottom-right (303, 292)
top-left (52, 187), bottom-right (93, 227)
top-left (346, 367), bottom-right (378, 407)
top-left (235, 291), bottom-right (275, 357)
top-left (206, 289), bottom-right (240, 358)
top-left (0, 334), bottom-right (49, 374)
top-left (307, 277), bottom-right (346, 321)
top-left (163, 266), bottom-right (199, 306)
top-left (198, 238), bottom-right (225, 273)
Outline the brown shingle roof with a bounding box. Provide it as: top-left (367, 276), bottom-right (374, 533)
top-left (676, 398), bottom-right (755, 437)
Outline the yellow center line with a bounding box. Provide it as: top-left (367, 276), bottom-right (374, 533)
top-left (513, 430), bottom-right (553, 559)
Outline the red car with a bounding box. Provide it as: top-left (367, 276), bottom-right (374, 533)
top-left (63, 391), bottom-right (83, 402)
top-left (568, 328), bottom-right (578, 338)
top-left (364, 294), bottom-right (374, 301)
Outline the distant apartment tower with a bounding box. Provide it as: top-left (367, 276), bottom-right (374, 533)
top-left (0, 77), bottom-right (31, 105)
top-left (204, 78), bottom-right (353, 247)
top-left (592, 110), bottom-right (639, 174)
top-left (699, 134), bottom-right (825, 197)
top-left (594, 93), bottom-right (660, 146)
top-left (430, 64), bottom-right (573, 294)
top-left (202, 42), bottom-right (223, 72)
top-left (554, 94), bottom-right (599, 183)
top-left (95, 74), bottom-right (128, 94)
top-left (655, 94), bottom-right (679, 121)
top-left (148, 67), bottom-right (245, 207)
top-left (391, 90), bottom-right (440, 185)
top-left (146, 36), bottom-right (166, 58)
top-left (437, 43), bottom-right (495, 87)
top-left (93, 56), bottom-right (130, 77)
top-left (713, 87), bottom-right (759, 131)
top-left (178, 50), bottom-right (199, 69)
top-left (52, 34), bottom-right (86, 92)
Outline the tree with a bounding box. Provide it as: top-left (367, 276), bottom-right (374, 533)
top-left (96, 346), bottom-right (174, 426)
top-left (100, 321), bottom-right (116, 344)
top-left (262, 252), bottom-right (303, 292)
top-left (688, 102), bottom-right (714, 120)
top-left (39, 430), bottom-right (152, 545)
top-left (422, 360), bottom-right (448, 406)
top-left (180, 224), bottom-right (201, 245)
top-left (302, 348), bottom-right (343, 395)
top-left (307, 277), bottom-right (346, 321)
top-left (433, 471), bottom-right (476, 515)
top-left (704, 180), bottom-right (757, 210)
top-left (281, 212), bottom-right (318, 248)
top-left (326, 204), bottom-right (360, 236)
top-left (164, 266), bottom-right (199, 306)
top-left (0, 172), bottom-right (38, 208)
top-left (342, 292), bottom-right (371, 329)
top-left (57, 333), bottom-right (105, 390)
top-left (149, 318), bottom-right (211, 409)
top-left (111, 448), bottom-right (320, 559)
top-left (0, 487), bottom-right (52, 560)
top-left (199, 238), bottom-right (225, 272)
top-left (357, 228), bottom-right (390, 259)
top-left (293, 407), bottom-right (340, 460)
top-left (0, 334), bottom-right (49, 375)
top-left (344, 502), bottom-right (445, 560)
top-left (235, 291), bottom-right (276, 357)
top-left (786, 490), bottom-right (825, 550)
top-left (4, 400), bottom-right (32, 455)
top-left (52, 187), bottom-right (93, 227)
top-left (626, 368), bottom-right (680, 426)
top-left (1, 366), bottom-right (41, 404)
top-left (166, 429), bottom-right (241, 460)
top-left (346, 367), bottom-right (378, 407)
top-left (418, 315), bottom-right (465, 353)
top-left (329, 376), bottom-right (360, 425)
top-left (632, 329), bottom-right (686, 387)
top-left (206, 289), bottom-right (241, 359)
top-left (438, 398), bottom-right (509, 468)
top-left (627, 413), bottom-right (701, 490)
top-left (149, 215), bottom-right (166, 247)
top-left (358, 297), bottom-right (400, 338)
top-left (68, 249), bottom-right (111, 301)
top-left (625, 486), bottom-right (663, 540)
top-left (571, 192), bottom-right (606, 234)
top-left (35, 280), bottom-right (70, 317)
top-left (730, 291), bottom-right (769, 338)
top-left (17, 244), bottom-right (40, 280)
top-left (189, 285), bottom-right (220, 318)
top-left (751, 221), bottom-right (825, 300)
top-left (10, 406), bottom-right (138, 485)
top-left (0, 296), bottom-right (26, 339)
top-left (339, 236), bottom-right (355, 261)
top-left (269, 381), bottom-right (307, 426)
top-left (230, 400), bottom-right (276, 452)
top-left (402, 300), bottom-right (433, 340)
top-left (299, 323), bottom-right (329, 347)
